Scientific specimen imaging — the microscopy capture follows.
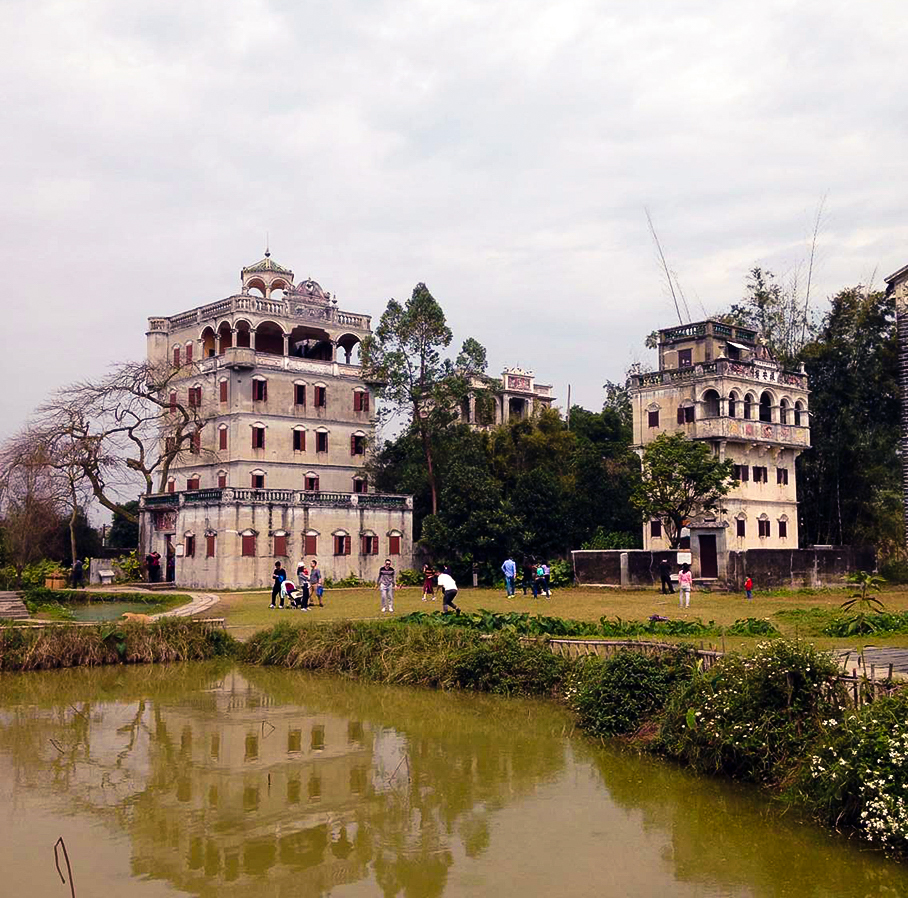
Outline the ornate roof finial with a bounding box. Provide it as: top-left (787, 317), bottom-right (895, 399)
top-left (265, 231), bottom-right (270, 258)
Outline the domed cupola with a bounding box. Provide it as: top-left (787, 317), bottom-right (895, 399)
top-left (241, 251), bottom-right (294, 298)
top-left (292, 277), bottom-right (331, 303)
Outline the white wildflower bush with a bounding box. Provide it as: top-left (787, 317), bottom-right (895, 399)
top-left (797, 691), bottom-right (908, 850)
top-left (657, 640), bottom-right (847, 784)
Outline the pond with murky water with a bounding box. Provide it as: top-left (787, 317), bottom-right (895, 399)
top-left (1, 663), bottom-right (906, 897)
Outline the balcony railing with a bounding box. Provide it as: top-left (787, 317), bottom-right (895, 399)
top-left (143, 489), bottom-right (412, 510)
top-left (684, 416), bottom-right (810, 447)
top-left (631, 359), bottom-right (807, 390)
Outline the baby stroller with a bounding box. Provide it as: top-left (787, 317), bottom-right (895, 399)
top-left (281, 580), bottom-right (309, 610)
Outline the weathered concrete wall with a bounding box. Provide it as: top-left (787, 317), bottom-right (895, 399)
top-left (726, 547), bottom-right (876, 590)
top-left (572, 550), bottom-right (680, 587)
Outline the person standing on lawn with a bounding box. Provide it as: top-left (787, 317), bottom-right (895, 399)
top-left (744, 575), bottom-right (753, 601)
top-left (437, 569), bottom-right (461, 614)
top-left (522, 559), bottom-right (537, 596)
top-left (309, 559), bottom-right (324, 606)
top-left (659, 557), bottom-right (674, 594)
top-left (501, 556), bottom-right (517, 597)
top-left (678, 563), bottom-right (693, 609)
top-left (378, 559), bottom-right (396, 613)
top-left (271, 561), bottom-right (287, 608)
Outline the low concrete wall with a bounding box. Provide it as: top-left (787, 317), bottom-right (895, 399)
top-left (726, 547), bottom-right (876, 590)
top-left (573, 546), bottom-right (875, 589)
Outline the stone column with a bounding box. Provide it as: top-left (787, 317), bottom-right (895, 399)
top-left (250, 329), bottom-right (256, 350)
top-left (283, 333), bottom-right (290, 356)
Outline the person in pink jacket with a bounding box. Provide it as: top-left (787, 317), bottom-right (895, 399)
top-left (678, 563), bottom-right (693, 608)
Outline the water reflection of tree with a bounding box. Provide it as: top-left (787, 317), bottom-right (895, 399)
top-left (584, 744), bottom-right (907, 897)
top-left (0, 663), bottom-right (570, 898)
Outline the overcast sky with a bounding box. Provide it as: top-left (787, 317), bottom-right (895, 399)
top-left (2, 0), bottom-right (906, 444)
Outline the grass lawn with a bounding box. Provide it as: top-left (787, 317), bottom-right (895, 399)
top-left (202, 583), bottom-right (908, 651)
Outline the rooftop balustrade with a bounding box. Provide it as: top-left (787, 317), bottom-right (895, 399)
top-left (143, 489), bottom-right (412, 510)
top-left (631, 358), bottom-right (807, 391)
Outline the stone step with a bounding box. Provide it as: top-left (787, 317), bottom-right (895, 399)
top-left (0, 591), bottom-right (29, 619)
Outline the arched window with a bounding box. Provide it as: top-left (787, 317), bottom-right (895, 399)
top-left (794, 401), bottom-right (804, 427)
top-left (332, 530), bottom-right (351, 556)
top-left (217, 321), bottom-right (232, 353)
top-left (703, 389), bottom-right (720, 417)
top-left (727, 392), bottom-right (738, 418)
top-left (201, 327), bottom-right (216, 358)
top-left (759, 392), bottom-right (773, 423)
top-left (743, 393), bottom-right (754, 420)
top-left (779, 398), bottom-right (790, 425)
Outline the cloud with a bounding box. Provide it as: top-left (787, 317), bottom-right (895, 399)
top-left (1, 0), bottom-right (906, 438)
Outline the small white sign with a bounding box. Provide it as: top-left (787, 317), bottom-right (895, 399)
top-left (175, 545), bottom-right (185, 556)
top-left (676, 552), bottom-right (692, 565)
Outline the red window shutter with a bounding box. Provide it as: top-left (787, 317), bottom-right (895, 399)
top-left (389, 535), bottom-right (401, 555)
top-left (191, 431), bottom-right (201, 453)
top-left (275, 535), bottom-right (287, 557)
top-left (219, 428), bottom-right (227, 450)
top-left (187, 477), bottom-right (199, 490)
top-left (220, 380), bottom-right (228, 402)
top-left (301, 431), bottom-right (306, 451)
top-left (167, 480), bottom-right (175, 493)
top-left (185, 343), bottom-right (193, 363)
top-left (353, 391), bottom-right (361, 411)
top-left (242, 535), bottom-right (255, 556)
top-left (344, 536), bottom-right (351, 556)
top-left (361, 535), bottom-right (367, 556)
top-left (304, 534), bottom-right (317, 556)
top-left (350, 434), bottom-right (356, 456)
top-left (173, 347), bottom-right (180, 366)
top-left (362, 391), bottom-right (369, 412)
top-left (170, 392), bottom-right (177, 412)
top-left (206, 534), bottom-right (216, 557)
top-left (263, 380), bottom-right (267, 402)
top-left (372, 538), bottom-right (379, 555)
top-left (677, 407), bottom-right (685, 424)
top-left (217, 474), bottom-right (227, 488)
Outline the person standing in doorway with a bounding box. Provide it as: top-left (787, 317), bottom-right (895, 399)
top-left (659, 558), bottom-right (674, 594)
top-left (378, 559), bottom-right (396, 613)
top-left (501, 556), bottom-right (517, 597)
top-left (678, 563), bottom-right (693, 609)
top-left (309, 559), bottom-right (324, 606)
top-left (437, 569), bottom-right (461, 614)
top-left (271, 561), bottom-right (287, 609)
top-left (744, 575), bottom-right (753, 601)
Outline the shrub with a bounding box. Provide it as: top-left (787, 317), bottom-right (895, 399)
top-left (566, 648), bottom-right (695, 737)
top-left (795, 690), bottom-right (908, 849)
top-left (396, 568), bottom-right (425, 587)
top-left (658, 640), bottom-right (847, 784)
top-left (580, 528), bottom-right (641, 550)
top-left (324, 573), bottom-right (374, 588)
top-left (547, 559), bottom-right (574, 588)
top-left (725, 618), bottom-right (780, 637)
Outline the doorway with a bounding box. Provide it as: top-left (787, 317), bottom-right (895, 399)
top-left (698, 535), bottom-right (718, 578)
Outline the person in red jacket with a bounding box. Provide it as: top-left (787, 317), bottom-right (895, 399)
top-left (745, 576), bottom-right (753, 601)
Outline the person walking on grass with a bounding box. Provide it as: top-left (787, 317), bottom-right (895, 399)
top-left (437, 569), bottom-right (461, 614)
top-left (378, 558), bottom-right (396, 613)
top-left (744, 575), bottom-right (753, 601)
top-left (271, 561), bottom-right (287, 609)
top-left (501, 556), bottom-right (517, 597)
top-left (309, 559), bottom-right (324, 606)
top-left (421, 563), bottom-right (437, 602)
top-left (659, 557), bottom-right (674, 594)
top-left (678, 563), bottom-right (693, 609)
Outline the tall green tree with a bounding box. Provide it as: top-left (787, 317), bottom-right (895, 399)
top-left (632, 433), bottom-right (735, 548)
top-left (361, 283), bottom-right (487, 515)
top-left (798, 287), bottom-right (900, 552)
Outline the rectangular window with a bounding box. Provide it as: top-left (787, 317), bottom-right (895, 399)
top-left (353, 391), bottom-right (370, 412)
top-left (758, 519), bottom-right (770, 537)
top-left (779, 520), bottom-right (788, 538)
top-left (735, 464), bottom-right (749, 482)
top-left (304, 534), bottom-right (318, 555)
top-left (304, 475), bottom-right (320, 491)
top-left (314, 386), bottom-right (326, 407)
top-left (217, 473), bottom-right (227, 488)
top-left (173, 347), bottom-right (181, 366)
top-left (753, 466), bottom-right (768, 484)
top-left (685, 406), bottom-right (695, 423)
top-left (650, 519), bottom-right (662, 538)
top-left (242, 534), bottom-right (256, 557)
top-left (187, 477), bottom-right (199, 491)
top-left (293, 430), bottom-right (305, 451)
top-left (678, 348), bottom-right (692, 367)
top-left (185, 535), bottom-right (195, 557)
top-left (316, 431), bottom-right (328, 453)
top-left (220, 380), bottom-right (228, 402)
top-left (206, 534), bottom-right (216, 558)
top-left (167, 480), bottom-right (175, 493)
top-left (736, 518), bottom-right (746, 537)
top-left (274, 535), bottom-right (287, 557)
top-left (169, 392), bottom-right (177, 412)
top-left (185, 343), bottom-right (193, 363)
top-left (188, 387), bottom-right (201, 407)
top-left (677, 407), bottom-right (685, 425)
top-left (777, 467), bottom-right (789, 485)
top-left (648, 410), bottom-right (659, 428)
top-left (353, 478), bottom-right (367, 494)
top-left (361, 535), bottom-right (379, 555)
top-left (253, 379), bottom-right (267, 402)
top-left (191, 431), bottom-right (201, 454)
top-left (251, 473), bottom-right (265, 489)
top-left (334, 534), bottom-right (350, 556)
top-left (389, 535), bottom-right (401, 555)
top-left (295, 384), bottom-right (306, 406)
top-left (252, 426), bottom-right (265, 449)
top-left (219, 428), bottom-right (228, 450)
top-left (351, 434), bottom-right (365, 456)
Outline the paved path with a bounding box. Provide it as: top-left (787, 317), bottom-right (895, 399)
top-left (92, 585), bottom-right (220, 620)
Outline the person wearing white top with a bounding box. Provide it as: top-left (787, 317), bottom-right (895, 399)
top-left (437, 571), bottom-right (460, 614)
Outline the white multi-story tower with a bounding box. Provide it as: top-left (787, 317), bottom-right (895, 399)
top-left (629, 320), bottom-right (810, 578)
top-left (140, 253), bottom-right (413, 588)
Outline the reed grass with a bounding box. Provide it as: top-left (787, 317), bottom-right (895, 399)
top-left (0, 619), bottom-right (236, 671)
